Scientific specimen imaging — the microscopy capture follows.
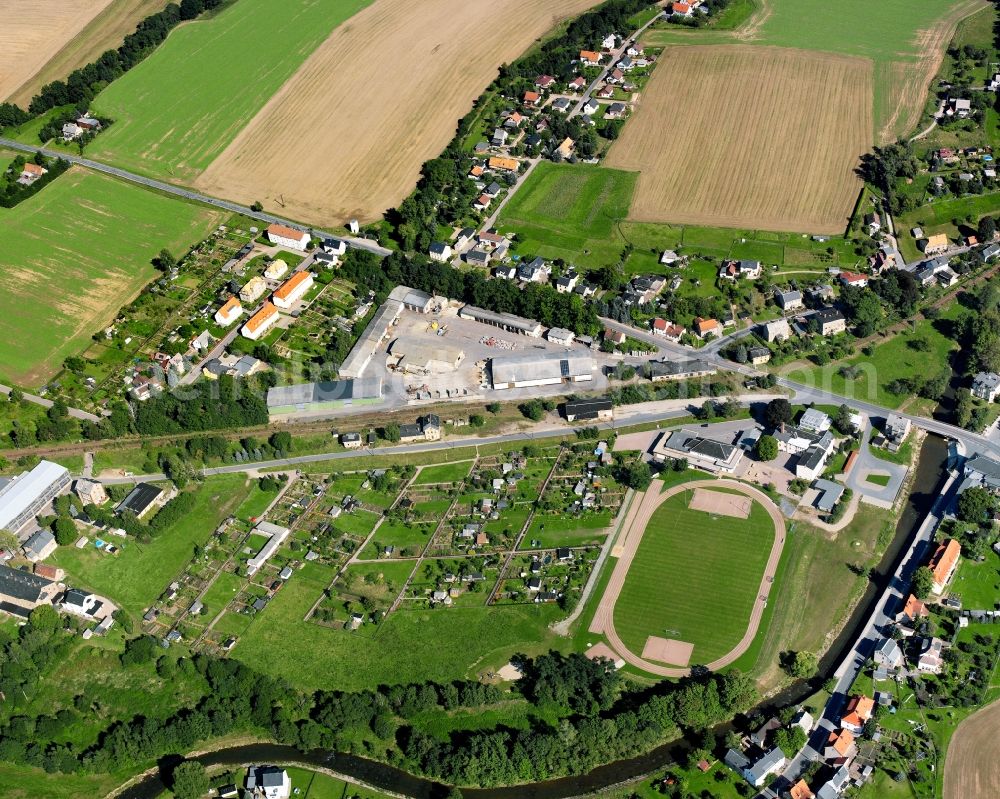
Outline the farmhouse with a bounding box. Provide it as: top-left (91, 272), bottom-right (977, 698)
top-left (459, 305), bottom-right (543, 337)
top-left (651, 430), bottom-right (743, 474)
top-left (266, 377), bottom-right (382, 416)
top-left (272, 271), bottom-right (314, 309)
top-left (22, 530), bottom-right (57, 562)
top-left (760, 319), bottom-right (791, 342)
top-left (927, 539), bottom-right (960, 594)
top-left (564, 398), bottom-right (613, 422)
top-left (720, 259), bottom-right (762, 280)
top-left (116, 482), bottom-right (166, 520)
top-left (490, 353), bottom-right (594, 389)
top-left (241, 302), bottom-right (280, 341)
top-left (922, 233), bottom-right (949, 255)
top-left (239, 275), bottom-right (268, 304)
top-left (214, 296), bottom-right (244, 327)
top-left (0, 460), bottom-right (70, 536)
top-left (812, 307), bottom-right (846, 336)
top-left (647, 359), bottom-right (716, 382)
top-left (17, 163), bottom-right (47, 185)
top-left (246, 522), bottom-right (291, 576)
top-left (265, 223), bottom-right (310, 251)
top-left (775, 289), bottom-right (804, 312)
top-left (0, 564), bottom-right (61, 618)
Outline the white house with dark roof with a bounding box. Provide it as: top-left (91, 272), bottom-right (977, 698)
top-left (972, 372), bottom-right (1000, 403)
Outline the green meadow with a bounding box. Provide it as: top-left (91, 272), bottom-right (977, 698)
top-left (0, 167), bottom-right (222, 386)
top-left (612, 489), bottom-right (776, 664)
top-left (90, 0), bottom-right (372, 180)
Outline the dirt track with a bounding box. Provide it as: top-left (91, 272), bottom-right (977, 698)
top-left (943, 698), bottom-right (1000, 799)
top-left (195, 0), bottom-right (602, 225)
top-left (589, 479), bottom-right (786, 677)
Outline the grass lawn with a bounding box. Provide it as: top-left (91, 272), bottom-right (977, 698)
top-left (0, 168), bottom-right (223, 387)
top-left (612, 489), bottom-right (776, 664)
top-left (235, 482), bottom-right (281, 521)
top-left (413, 460), bottom-right (474, 485)
top-left (50, 475), bottom-right (251, 617)
top-left (526, 510), bottom-right (614, 549)
top-left (284, 767), bottom-right (395, 799)
top-left (865, 473), bottom-right (892, 487)
top-left (790, 317), bottom-right (959, 410)
top-left (869, 438), bottom-right (915, 466)
top-left (199, 570), bottom-right (246, 619)
top-left (896, 192), bottom-right (1000, 261)
top-left (0, 762), bottom-right (121, 799)
top-left (364, 520), bottom-right (435, 556)
top-left (951, 548), bottom-right (1000, 609)
top-left (234, 562), bottom-right (565, 691)
top-left (89, 0), bottom-right (372, 181)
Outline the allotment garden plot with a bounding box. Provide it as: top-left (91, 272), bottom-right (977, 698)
top-left (605, 45), bottom-right (872, 234)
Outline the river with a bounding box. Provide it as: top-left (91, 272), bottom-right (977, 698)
top-left (115, 435), bottom-right (951, 799)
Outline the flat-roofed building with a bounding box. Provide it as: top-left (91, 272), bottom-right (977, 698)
top-left (389, 339), bottom-right (465, 373)
top-left (490, 353), bottom-right (593, 389)
top-left (564, 398), bottom-right (613, 422)
top-left (0, 460), bottom-right (70, 535)
top-left (459, 305), bottom-right (543, 337)
top-left (266, 377), bottom-right (383, 416)
top-left (247, 521), bottom-right (291, 576)
top-left (651, 430), bottom-right (743, 474)
top-left (339, 299), bottom-right (404, 379)
top-left (648, 359), bottom-right (717, 382)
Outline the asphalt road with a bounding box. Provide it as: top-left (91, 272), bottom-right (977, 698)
top-left (0, 137), bottom-right (391, 257)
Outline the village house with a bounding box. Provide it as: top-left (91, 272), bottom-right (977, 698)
top-left (579, 50), bottom-right (602, 66)
top-left (812, 307), bottom-right (847, 336)
top-left (488, 156), bottom-right (519, 173)
top-left (18, 163), bottom-right (47, 185)
top-left (884, 413), bottom-right (911, 448)
top-left (73, 478), bottom-right (108, 506)
top-left (534, 74), bottom-right (556, 89)
top-left (693, 317), bottom-right (722, 339)
top-left (839, 271), bottom-right (869, 289)
top-left (947, 97), bottom-right (972, 117)
top-left (0, 563), bottom-right (61, 618)
top-left (720, 259), bottom-right (762, 281)
top-left (927, 538), bottom-right (960, 594)
top-left (214, 296), bottom-right (244, 327)
top-left (824, 729), bottom-right (856, 764)
top-left (244, 766), bottom-right (291, 799)
top-left (604, 102), bottom-right (627, 119)
top-left (922, 232), bottom-right (949, 255)
top-left (760, 318), bottom-right (791, 342)
top-left (840, 694), bottom-right (874, 734)
top-left (748, 347), bottom-right (771, 365)
top-left (523, 90), bottom-right (542, 107)
top-left (568, 76), bottom-right (586, 91)
top-left (775, 288), bottom-right (804, 312)
top-left (429, 242), bottom-right (453, 262)
top-left (265, 223), bottom-right (309, 251)
top-left (239, 275), bottom-right (268, 304)
top-left (972, 371), bottom-right (1000, 402)
top-left (263, 258), bottom-right (288, 280)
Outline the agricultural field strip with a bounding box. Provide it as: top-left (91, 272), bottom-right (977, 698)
top-left (194, 0), bottom-right (606, 224)
top-left (605, 45), bottom-right (872, 234)
top-left (0, 0), bottom-right (114, 102)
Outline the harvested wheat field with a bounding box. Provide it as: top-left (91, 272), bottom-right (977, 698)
top-left (6, 0), bottom-right (174, 108)
top-left (195, 0), bottom-right (602, 224)
top-left (943, 699), bottom-right (1000, 799)
top-left (0, 0), bottom-right (115, 102)
top-left (605, 45), bottom-right (872, 234)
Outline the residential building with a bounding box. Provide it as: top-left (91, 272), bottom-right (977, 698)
top-left (244, 766), bottom-right (291, 799)
top-left (693, 317), bottom-right (722, 339)
top-left (272, 271), bottom-right (314, 308)
top-left (202, 353), bottom-right (264, 380)
top-left (775, 289), bottom-right (804, 312)
top-left (73, 479), bottom-right (107, 506)
top-left (884, 413), bottom-right (911, 448)
top-left (963, 453), bottom-right (1000, 490)
top-left (241, 301), bottom-right (280, 340)
top-left (922, 233), bottom-right (949, 255)
top-left (748, 346), bottom-right (771, 365)
top-left (429, 242), bottom-right (452, 262)
top-left (972, 372), bottom-right (1000, 402)
top-left (22, 530), bottom-right (57, 562)
top-left (17, 163), bottom-right (47, 185)
top-left (812, 307), bottom-right (846, 336)
top-left (760, 318), bottom-right (791, 342)
top-left (523, 90), bottom-right (541, 107)
top-left (0, 460), bottom-right (70, 536)
top-left (0, 564), bottom-right (61, 618)
top-left (927, 538), bottom-right (960, 593)
top-left (719, 259), bottom-right (762, 280)
top-left (116, 482), bottom-right (165, 520)
top-left (263, 259), bottom-right (288, 280)
top-left (651, 430), bottom-right (744, 474)
top-left (214, 296), bottom-right (244, 327)
top-left (564, 398), bottom-right (613, 422)
top-left (490, 353), bottom-right (594, 389)
top-left (824, 728), bottom-right (856, 763)
top-left (647, 359), bottom-right (716, 382)
top-left (840, 694), bottom-right (874, 734)
top-left (340, 432), bottom-right (362, 449)
top-left (789, 779), bottom-right (815, 799)
top-left (265, 223), bottom-right (309, 251)
top-left (839, 271), bottom-right (869, 288)
top-left (916, 636), bottom-right (946, 673)
top-left (61, 588), bottom-right (105, 619)
top-left (898, 593), bottom-right (929, 626)
top-left (488, 156), bottom-right (519, 173)
top-left (239, 275), bottom-right (268, 304)
top-left (398, 415), bottom-right (442, 443)
top-left (873, 636), bottom-right (903, 669)
top-left (799, 408), bottom-right (831, 433)
top-left (744, 748), bottom-right (786, 787)
top-left (579, 50), bottom-right (602, 66)
top-left (774, 426), bottom-right (834, 480)
top-left (982, 243), bottom-right (1000, 262)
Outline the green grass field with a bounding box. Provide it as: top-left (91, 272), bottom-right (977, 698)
top-left (89, 0), bottom-right (372, 181)
top-left (233, 561), bottom-right (564, 691)
top-left (0, 168), bottom-right (222, 386)
top-left (51, 475), bottom-right (251, 617)
top-left (413, 460), bottom-right (473, 485)
top-left (497, 163), bottom-right (863, 271)
top-left (897, 192), bottom-right (1000, 261)
top-left (612, 489), bottom-right (776, 664)
top-left (952, 549), bottom-right (1000, 609)
top-left (791, 314), bottom-right (960, 410)
top-left (282, 767), bottom-right (396, 799)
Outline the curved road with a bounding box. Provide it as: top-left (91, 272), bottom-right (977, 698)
top-left (589, 479), bottom-right (786, 677)
top-left (0, 137), bottom-right (391, 257)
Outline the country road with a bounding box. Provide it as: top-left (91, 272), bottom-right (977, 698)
top-left (0, 137), bottom-right (391, 257)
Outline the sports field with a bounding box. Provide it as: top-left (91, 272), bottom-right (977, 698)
top-left (0, 0), bottom-right (114, 102)
top-left (0, 168), bottom-right (223, 386)
top-left (194, 0), bottom-right (604, 224)
top-left (605, 45), bottom-right (872, 234)
top-left (88, 0), bottom-right (373, 181)
top-left (4, 0), bottom-right (173, 108)
top-left (612, 487), bottom-right (776, 665)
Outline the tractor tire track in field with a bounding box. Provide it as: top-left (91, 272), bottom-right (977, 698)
top-left (589, 478), bottom-right (785, 677)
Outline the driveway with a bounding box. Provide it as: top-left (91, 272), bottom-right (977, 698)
top-left (846, 414), bottom-right (909, 508)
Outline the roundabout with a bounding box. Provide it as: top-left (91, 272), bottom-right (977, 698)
top-left (588, 479), bottom-right (786, 677)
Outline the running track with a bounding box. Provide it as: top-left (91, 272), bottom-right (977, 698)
top-left (589, 479), bottom-right (786, 677)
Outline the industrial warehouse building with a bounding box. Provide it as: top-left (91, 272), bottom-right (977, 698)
top-left (490, 353), bottom-right (594, 389)
top-left (389, 339), bottom-right (465, 373)
top-left (266, 377), bottom-right (383, 416)
top-left (458, 305), bottom-right (543, 337)
top-left (338, 286), bottom-right (436, 379)
top-left (0, 460), bottom-right (70, 535)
